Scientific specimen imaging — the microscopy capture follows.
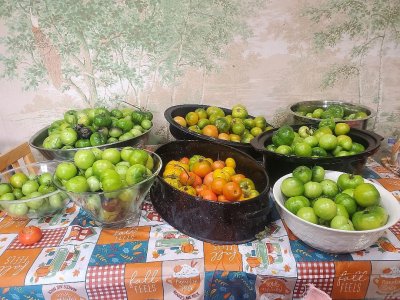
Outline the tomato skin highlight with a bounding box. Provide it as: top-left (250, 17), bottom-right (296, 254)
top-left (18, 226), bottom-right (43, 246)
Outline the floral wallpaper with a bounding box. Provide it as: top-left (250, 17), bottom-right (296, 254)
top-left (0, 0), bottom-right (399, 152)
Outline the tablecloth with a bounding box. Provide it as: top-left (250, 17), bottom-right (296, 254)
top-left (0, 158), bottom-right (399, 300)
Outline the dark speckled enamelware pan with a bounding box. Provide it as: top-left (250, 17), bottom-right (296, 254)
top-left (150, 140), bottom-right (272, 244)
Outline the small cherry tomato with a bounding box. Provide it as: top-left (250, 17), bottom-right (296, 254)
top-left (18, 226), bottom-right (43, 246)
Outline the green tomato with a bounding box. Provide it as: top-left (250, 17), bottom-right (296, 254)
top-left (119, 132), bottom-right (135, 141)
top-left (10, 173), bottom-right (29, 189)
top-left (75, 139), bottom-right (91, 148)
top-left (334, 193), bottom-right (357, 216)
top-left (335, 203), bottom-right (349, 219)
top-left (312, 108), bottom-right (324, 118)
top-left (318, 134), bottom-right (338, 151)
top-left (13, 188), bottom-right (23, 199)
top-left (109, 127), bottom-right (123, 138)
top-left (91, 148), bottom-right (103, 160)
top-left (351, 142), bottom-right (365, 153)
top-left (102, 148), bottom-right (121, 164)
top-left (129, 149), bottom-right (149, 166)
top-left (131, 111), bottom-right (145, 125)
top-left (38, 173), bottom-right (53, 186)
top-left (352, 206), bottom-right (388, 230)
top-left (280, 177), bottom-right (304, 197)
top-left (60, 128), bottom-right (78, 146)
top-left (43, 134), bottom-right (63, 149)
top-left (86, 194), bottom-right (101, 213)
top-left (125, 164), bottom-right (149, 185)
top-left (92, 160), bottom-right (115, 177)
top-left (337, 135), bottom-right (353, 151)
top-left (8, 203), bottom-right (29, 216)
top-left (0, 183), bottom-right (13, 196)
top-left (101, 171), bottom-right (123, 192)
top-left (90, 132), bottom-right (107, 146)
top-left (353, 183), bottom-right (380, 207)
top-left (320, 179), bottom-right (339, 198)
top-left (0, 192), bottom-right (15, 201)
top-left (130, 128), bottom-right (143, 137)
top-left (337, 174), bottom-right (364, 191)
top-left (141, 119), bottom-right (152, 130)
top-left (311, 147), bottom-right (328, 157)
top-left (38, 185), bottom-right (56, 195)
top-left (85, 167), bottom-right (93, 178)
top-left (313, 198), bottom-right (337, 221)
top-left (21, 180), bottom-right (39, 196)
top-left (48, 193), bottom-right (65, 209)
top-left (26, 192), bottom-right (44, 209)
top-left (330, 215), bottom-right (354, 230)
top-left (56, 162), bottom-right (78, 180)
top-left (311, 166), bottom-right (325, 183)
top-left (87, 176), bottom-right (101, 192)
top-left (292, 166), bottom-right (312, 184)
top-left (296, 207), bottom-right (318, 224)
top-left (74, 149), bottom-right (96, 170)
top-left (116, 118), bottom-right (134, 132)
top-left (285, 196), bottom-right (310, 214)
top-left (294, 142), bottom-right (312, 157)
top-left (304, 181), bottom-right (323, 199)
top-left (275, 145), bottom-right (293, 155)
top-left (232, 105), bottom-right (248, 119)
top-left (65, 176), bottom-right (89, 193)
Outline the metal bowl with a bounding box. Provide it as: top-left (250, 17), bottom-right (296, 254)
top-left (289, 100), bottom-right (375, 129)
top-left (165, 104), bottom-right (273, 160)
top-left (29, 125), bottom-right (151, 161)
top-left (150, 140), bottom-right (272, 244)
top-left (250, 124), bottom-right (383, 184)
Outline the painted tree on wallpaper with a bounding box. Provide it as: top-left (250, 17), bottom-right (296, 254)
top-left (0, 0), bottom-right (264, 107)
top-left (303, 0), bottom-right (400, 130)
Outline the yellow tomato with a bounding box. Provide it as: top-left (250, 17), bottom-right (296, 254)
top-left (163, 167), bottom-right (182, 178)
top-left (213, 169), bottom-right (231, 181)
top-left (225, 157), bottom-right (236, 169)
top-left (222, 166), bottom-right (236, 176)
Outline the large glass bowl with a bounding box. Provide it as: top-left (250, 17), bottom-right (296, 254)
top-left (0, 161), bottom-right (69, 219)
top-left (53, 150), bottom-right (162, 228)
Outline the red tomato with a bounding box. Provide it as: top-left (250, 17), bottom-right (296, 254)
top-left (201, 190), bottom-right (217, 201)
top-left (18, 226), bottom-right (42, 246)
top-left (223, 182), bottom-right (242, 201)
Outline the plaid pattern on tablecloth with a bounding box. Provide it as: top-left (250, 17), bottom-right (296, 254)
top-left (293, 262), bottom-right (335, 298)
top-left (86, 265), bottom-right (127, 300)
top-left (390, 222), bottom-right (400, 237)
top-left (8, 227), bottom-right (67, 249)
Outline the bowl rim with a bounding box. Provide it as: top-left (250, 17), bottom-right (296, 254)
top-left (29, 124), bottom-right (153, 154)
top-left (0, 160), bottom-right (63, 204)
top-left (155, 139), bottom-right (270, 205)
top-left (272, 170), bottom-right (400, 234)
top-left (288, 100), bottom-right (375, 121)
top-left (164, 104), bottom-right (273, 149)
top-left (52, 149), bottom-right (163, 196)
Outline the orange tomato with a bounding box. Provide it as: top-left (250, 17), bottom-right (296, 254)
top-left (211, 178), bottom-right (227, 195)
top-left (212, 160), bottom-right (225, 170)
top-left (201, 190), bottom-right (217, 201)
top-left (179, 157), bottom-right (190, 165)
top-left (231, 174), bottom-right (246, 184)
top-left (192, 160), bottom-right (213, 178)
top-left (223, 182), bottom-right (242, 201)
top-left (203, 172), bottom-right (214, 187)
top-left (195, 184), bottom-right (209, 195)
top-left (217, 194), bottom-right (229, 202)
top-left (179, 171), bottom-right (196, 186)
top-left (192, 174), bottom-right (202, 187)
top-left (202, 125), bottom-right (219, 138)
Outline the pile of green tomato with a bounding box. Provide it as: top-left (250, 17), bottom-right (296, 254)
top-left (54, 147), bottom-right (156, 222)
top-left (43, 107), bottom-right (153, 149)
top-left (295, 104), bottom-right (369, 120)
top-left (0, 172), bottom-right (67, 217)
top-left (280, 165), bottom-right (388, 231)
top-left (266, 120), bottom-right (365, 157)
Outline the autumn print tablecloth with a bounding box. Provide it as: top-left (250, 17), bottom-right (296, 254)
top-left (0, 158), bottom-right (399, 300)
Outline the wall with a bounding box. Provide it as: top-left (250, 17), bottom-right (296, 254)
top-left (0, 0), bottom-right (399, 153)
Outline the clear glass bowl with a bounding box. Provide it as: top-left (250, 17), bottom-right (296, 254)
top-left (0, 161), bottom-right (69, 219)
top-left (53, 150), bottom-right (162, 228)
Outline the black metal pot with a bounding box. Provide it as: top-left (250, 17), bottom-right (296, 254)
top-left (150, 140), bottom-right (272, 244)
top-left (250, 124), bottom-right (383, 185)
top-left (164, 104), bottom-right (272, 161)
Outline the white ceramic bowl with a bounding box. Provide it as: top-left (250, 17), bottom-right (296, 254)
top-left (272, 171), bottom-right (400, 253)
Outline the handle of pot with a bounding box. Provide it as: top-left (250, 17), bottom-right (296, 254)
top-left (250, 136), bottom-right (266, 152)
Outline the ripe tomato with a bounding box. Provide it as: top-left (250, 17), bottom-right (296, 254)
top-left (211, 178), bottom-right (227, 195)
top-left (195, 184), bottom-right (209, 195)
top-left (179, 171), bottom-right (196, 186)
top-left (218, 133), bottom-right (230, 140)
top-left (231, 174), bottom-right (246, 184)
top-left (223, 182), bottom-right (242, 201)
top-left (201, 190), bottom-right (217, 201)
top-left (225, 157), bottom-right (236, 169)
top-left (203, 172), bottom-right (214, 187)
top-left (18, 226), bottom-right (42, 246)
top-left (192, 160), bottom-right (212, 178)
top-left (202, 125), bottom-right (219, 138)
top-left (179, 157), bottom-right (190, 165)
top-left (192, 174), bottom-right (202, 187)
top-left (173, 116), bottom-right (187, 127)
top-left (218, 194), bottom-right (229, 202)
top-left (211, 160), bottom-right (225, 170)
